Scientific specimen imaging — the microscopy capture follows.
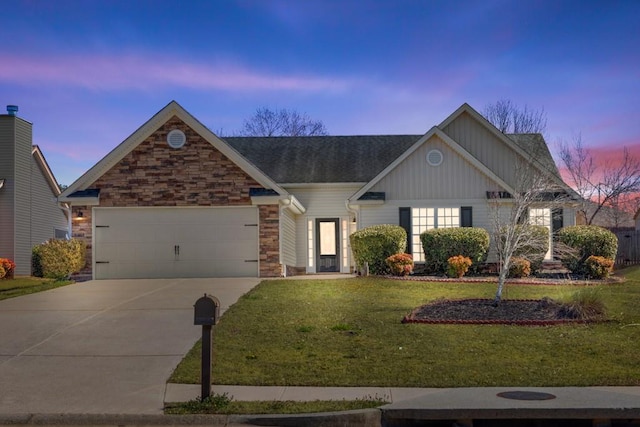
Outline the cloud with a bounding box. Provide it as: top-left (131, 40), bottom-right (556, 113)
top-left (0, 53), bottom-right (352, 93)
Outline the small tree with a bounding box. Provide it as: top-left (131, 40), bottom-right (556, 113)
top-left (489, 153), bottom-right (570, 304)
top-left (238, 107), bottom-right (328, 137)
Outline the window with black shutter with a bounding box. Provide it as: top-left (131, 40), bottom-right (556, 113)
top-left (399, 207), bottom-right (411, 254)
top-left (461, 206), bottom-right (473, 227)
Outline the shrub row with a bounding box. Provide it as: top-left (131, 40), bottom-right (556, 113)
top-left (32, 239), bottom-right (86, 280)
top-left (351, 223), bottom-right (617, 278)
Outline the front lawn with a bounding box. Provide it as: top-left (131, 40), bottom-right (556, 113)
top-left (170, 268), bottom-right (640, 387)
top-left (0, 277), bottom-right (74, 301)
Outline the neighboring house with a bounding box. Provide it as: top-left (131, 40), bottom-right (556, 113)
top-left (0, 105), bottom-right (69, 276)
top-left (59, 101), bottom-right (578, 280)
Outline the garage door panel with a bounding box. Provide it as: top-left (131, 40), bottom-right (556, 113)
top-left (94, 207), bottom-right (259, 279)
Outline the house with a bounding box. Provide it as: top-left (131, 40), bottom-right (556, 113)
top-left (59, 101), bottom-right (577, 280)
top-left (0, 105), bottom-right (69, 276)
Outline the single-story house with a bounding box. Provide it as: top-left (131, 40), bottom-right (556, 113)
top-left (0, 105), bottom-right (69, 275)
top-left (59, 101), bottom-right (577, 279)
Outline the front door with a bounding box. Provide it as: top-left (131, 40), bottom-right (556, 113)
top-left (316, 218), bottom-right (339, 272)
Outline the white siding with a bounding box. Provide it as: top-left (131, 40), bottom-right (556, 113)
top-left (440, 111), bottom-right (520, 187)
top-left (13, 119), bottom-right (32, 275)
top-left (287, 185), bottom-right (359, 272)
top-left (280, 207), bottom-right (297, 269)
top-left (369, 135), bottom-right (503, 200)
top-left (0, 118), bottom-right (15, 263)
top-left (30, 156), bottom-right (68, 246)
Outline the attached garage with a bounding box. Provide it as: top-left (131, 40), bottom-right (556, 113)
top-left (93, 207), bottom-right (259, 279)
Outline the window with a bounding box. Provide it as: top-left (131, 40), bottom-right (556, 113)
top-left (54, 228), bottom-right (68, 239)
top-left (529, 208), bottom-right (552, 260)
top-left (410, 207), bottom-right (460, 262)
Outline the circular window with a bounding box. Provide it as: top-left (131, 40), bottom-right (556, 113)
top-left (167, 129), bottom-right (186, 149)
top-left (427, 149), bottom-right (443, 166)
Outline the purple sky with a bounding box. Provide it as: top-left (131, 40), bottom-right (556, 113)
top-left (2, 0), bottom-right (639, 186)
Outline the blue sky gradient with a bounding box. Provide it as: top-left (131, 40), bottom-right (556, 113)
top-left (2, 0), bottom-right (639, 185)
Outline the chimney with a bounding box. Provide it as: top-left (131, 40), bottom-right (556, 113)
top-left (6, 105), bottom-right (18, 116)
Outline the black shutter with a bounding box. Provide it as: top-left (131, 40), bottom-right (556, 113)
top-left (399, 207), bottom-right (411, 254)
top-left (552, 208), bottom-right (563, 233)
top-left (461, 206), bottom-right (473, 227)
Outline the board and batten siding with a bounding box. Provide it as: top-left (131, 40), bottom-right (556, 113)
top-left (280, 206), bottom-right (297, 270)
top-left (287, 185), bottom-right (360, 272)
top-left (440, 111), bottom-right (520, 187)
top-left (368, 134), bottom-right (503, 200)
top-left (30, 155), bottom-right (67, 246)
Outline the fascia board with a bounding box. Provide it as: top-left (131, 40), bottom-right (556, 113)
top-left (59, 101), bottom-right (289, 198)
top-left (31, 146), bottom-right (62, 196)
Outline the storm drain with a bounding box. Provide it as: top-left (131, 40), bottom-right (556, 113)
top-left (497, 391), bottom-right (557, 400)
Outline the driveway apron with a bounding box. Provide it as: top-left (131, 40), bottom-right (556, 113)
top-left (0, 278), bottom-right (259, 414)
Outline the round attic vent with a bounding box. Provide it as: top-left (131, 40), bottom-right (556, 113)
top-left (167, 129), bottom-right (186, 149)
top-left (427, 149), bottom-right (443, 166)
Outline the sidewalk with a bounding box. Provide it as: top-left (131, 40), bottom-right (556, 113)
top-left (164, 384), bottom-right (640, 425)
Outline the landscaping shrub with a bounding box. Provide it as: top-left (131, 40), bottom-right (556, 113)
top-left (385, 253), bottom-right (414, 276)
top-left (420, 227), bottom-right (489, 274)
top-left (510, 224), bottom-right (549, 273)
top-left (558, 287), bottom-right (606, 320)
top-left (446, 255), bottom-right (472, 278)
top-left (32, 239), bottom-right (86, 280)
top-left (557, 225), bottom-right (618, 274)
top-left (584, 255), bottom-right (614, 279)
top-left (350, 225), bottom-right (406, 275)
top-left (508, 256), bottom-right (531, 278)
top-left (0, 258), bottom-right (16, 279)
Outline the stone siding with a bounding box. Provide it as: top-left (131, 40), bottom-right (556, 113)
top-left (259, 204), bottom-right (281, 277)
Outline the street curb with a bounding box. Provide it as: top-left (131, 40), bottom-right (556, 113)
top-left (0, 409), bottom-right (382, 427)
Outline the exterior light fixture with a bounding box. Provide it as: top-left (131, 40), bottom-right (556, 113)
top-left (76, 210), bottom-right (84, 219)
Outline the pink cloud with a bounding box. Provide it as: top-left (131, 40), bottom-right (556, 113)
top-left (0, 54), bottom-right (351, 93)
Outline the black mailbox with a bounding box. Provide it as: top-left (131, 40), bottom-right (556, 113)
top-left (194, 294), bottom-right (220, 325)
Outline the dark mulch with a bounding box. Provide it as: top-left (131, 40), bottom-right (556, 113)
top-left (403, 298), bottom-right (590, 325)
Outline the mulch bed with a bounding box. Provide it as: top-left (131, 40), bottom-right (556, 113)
top-left (402, 298), bottom-right (594, 326)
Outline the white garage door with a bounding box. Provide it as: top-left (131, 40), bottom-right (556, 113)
top-left (93, 207), bottom-right (259, 279)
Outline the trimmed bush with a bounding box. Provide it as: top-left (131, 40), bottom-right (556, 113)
top-left (511, 224), bottom-right (549, 273)
top-left (350, 225), bottom-right (407, 275)
top-left (420, 227), bottom-right (489, 274)
top-left (557, 225), bottom-right (618, 273)
top-left (508, 257), bottom-right (531, 278)
top-left (584, 255), bottom-right (614, 279)
top-left (447, 255), bottom-right (472, 278)
top-left (32, 239), bottom-right (86, 280)
top-left (386, 253), bottom-right (414, 276)
top-left (0, 258), bottom-right (16, 279)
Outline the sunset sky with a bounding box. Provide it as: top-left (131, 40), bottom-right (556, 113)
top-left (2, 0), bottom-right (639, 186)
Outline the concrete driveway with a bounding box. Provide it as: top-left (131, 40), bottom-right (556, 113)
top-left (0, 278), bottom-right (259, 415)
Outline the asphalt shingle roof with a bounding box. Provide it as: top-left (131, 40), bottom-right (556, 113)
top-left (224, 135), bottom-right (421, 184)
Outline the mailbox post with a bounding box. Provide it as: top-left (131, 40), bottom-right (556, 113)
top-left (194, 294), bottom-right (220, 401)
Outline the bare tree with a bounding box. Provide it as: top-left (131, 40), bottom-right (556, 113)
top-left (489, 151), bottom-right (569, 304)
top-left (559, 134), bottom-right (640, 225)
top-left (238, 107), bottom-right (328, 137)
top-left (483, 99), bottom-right (547, 134)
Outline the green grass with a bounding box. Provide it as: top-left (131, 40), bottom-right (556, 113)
top-left (165, 393), bottom-right (387, 415)
top-left (171, 269), bottom-right (640, 387)
top-left (0, 276), bottom-right (74, 301)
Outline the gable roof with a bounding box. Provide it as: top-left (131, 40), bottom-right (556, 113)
top-left (349, 126), bottom-right (516, 202)
top-left (59, 101), bottom-right (288, 200)
top-left (224, 135), bottom-right (419, 184)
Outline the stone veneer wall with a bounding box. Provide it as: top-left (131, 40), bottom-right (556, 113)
top-left (73, 116), bottom-right (282, 277)
top-left (259, 204), bottom-right (281, 277)
top-left (71, 206), bottom-right (92, 274)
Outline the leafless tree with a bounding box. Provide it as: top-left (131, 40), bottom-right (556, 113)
top-left (483, 99), bottom-right (547, 134)
top-left (559, 134), bottom-right (640, 225)
top-left (238, 107), bottom-right (328, 137)
top-left (489, 151), bottom-right (569, 304)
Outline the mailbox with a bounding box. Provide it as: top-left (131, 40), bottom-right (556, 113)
top-left (194, 294), bottom-right (220, 325)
